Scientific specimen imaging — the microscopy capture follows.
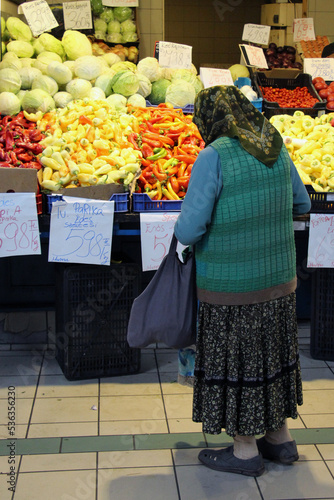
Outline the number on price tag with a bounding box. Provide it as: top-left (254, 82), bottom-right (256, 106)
top-left (199, 67), bottom-right (234, 88)
top-left (63, 1), bottom-right (92, 30)
top-left (19, 0), bottom-right (59, 37)
top-left (158, 41), bottom-right (192, 69)
top-left (293, 18), bottom-right (316, 42)
top-left (304, 58), bottom-right (334, 81)
top-left (240, 44), bottom-right (268, 69)
top-left (242, 24), bottom-right (271, 46)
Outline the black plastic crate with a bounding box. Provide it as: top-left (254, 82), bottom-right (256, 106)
top-left (306, 185), bottom-right (334, 213)
top-left (255, 72), bottom-right (326, 119)
top-left (311, 268), bottom-right (334, 361)
top-left (55, 263), bottom-right (141, 380)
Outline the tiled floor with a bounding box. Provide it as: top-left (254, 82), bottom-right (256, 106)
top-left (0, 317), bottom-right (333, 499)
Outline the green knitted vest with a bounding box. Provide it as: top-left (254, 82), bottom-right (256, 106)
top-left (195, 137), bottom-right (296, 293)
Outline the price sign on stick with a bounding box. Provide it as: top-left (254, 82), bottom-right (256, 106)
top-left (63, 1), bottom-right (92, 30)
top-left (48, 197), bottom-right (114, 266)
top-left (19, 0), bottom-right (59, 37)
top-left (158, 41), bottom-right (192, 69)
top-left (304, 58), bottom-right (334, 81)
top-left (0, 193), bottom-right (41, 258)
top-left (200, 67), bottom-right (234, 88)
top-left (307, 212), bottom-right (334, 268)
top-left (293, 18), bottom-right (316, 42)
top-left (240, 44), bottom-right (268, 69)
top-left (242, 24), bottom-right (271, 46)
top-left (140, 213), bottom-right (185, 272)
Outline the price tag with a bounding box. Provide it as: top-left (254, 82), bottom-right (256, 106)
top-left (19, 0), bottom-right (59, 37)
top-left (293, 18), bottom-right (316, 42)
top-left (0, 193), bottom-right (41, 258)
top-left (63, 1), bottom-right (92, 31)
top-left (102, 0), bottom-right (138, 6)
top-left (239, 44), bottom-right (268, 69)
top-left (48, 197), bottom-right (114, 266)
top-left (307, 213), bottom-right (334, 268)
top-left (304, 58), bottom-right (334, 81)
top-left (200, 67), bottom-right (234, 88)
top-left (140, 213), bottom-right (184, 272)
top-left (158, 41), bottom-right (192, 69)
top-left (242, 24), bottom-right (271, 46)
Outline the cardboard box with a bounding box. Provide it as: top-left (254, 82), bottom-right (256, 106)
top-left (56, 183), bottom-right (124, 200)
top-left (261, 3), bottom-right (302, 27)
top-left (257, 69), bottom-right (301, 79)
top-left (0, 167), bottom-right (38, 194)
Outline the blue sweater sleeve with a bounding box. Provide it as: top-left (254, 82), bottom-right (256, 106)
top-left (174, 146), bottom-right (222, 246)
top-left (290, 158), bottom-right (311, 215)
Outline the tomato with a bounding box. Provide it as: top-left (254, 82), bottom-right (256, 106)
top-left (313, 77), bottom-right (326, 85)
top-left (318, 88), bottom-right (330, 100)
top-left (326, 101), bottom-right (334, 110)
top-left (327, 94), bottom-right (334, 102)
top-left (314, 81), bottom-right (328, 91)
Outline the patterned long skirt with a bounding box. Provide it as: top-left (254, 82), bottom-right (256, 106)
top-left (192, 292), bottom-right (303, 437)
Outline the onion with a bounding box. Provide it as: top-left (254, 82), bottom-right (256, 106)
top-left (265, 48), bottom-right (276, 58)
top-left (285, 45), bottom-right (296, 55)
top-left (269, 42), bottom-right (277, 50)
top-left (277, 46), bottom-right (284, 54)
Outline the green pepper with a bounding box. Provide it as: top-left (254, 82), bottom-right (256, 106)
top-left (163, 158), bottom-right (179, 170)
top-left (146, 148), bottom-right (167, 161)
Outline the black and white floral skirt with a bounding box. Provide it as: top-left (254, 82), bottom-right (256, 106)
top-left (193, 292), bottom-right (303, 437)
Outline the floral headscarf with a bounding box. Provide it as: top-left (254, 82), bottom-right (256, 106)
top-left (193, 86), bottom-right (283, 167)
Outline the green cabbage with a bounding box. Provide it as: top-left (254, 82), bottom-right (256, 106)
top-left (6, 41), bottom-right (34, 58)
top-left (127, 94), bottom-right (146, 107)
top-left (165, 80), bottom-right (196, 108)
top-left (47, 61), bottom-right (73, 85)
top-left (6, 17), bottom-right (32, 42)
top-left (16, 90), bottom-right (27, 103)
top-left (88, 87), bottom-right (106, 100)
top-left (106, 93), bottom-right (127, 113)
top-left (74, 55), bottom-right (104, 81)
top-left (18, 67), bottom-right (42, 89)
top-left (120, 19), bottom-right (136, 34)
top-left (122, 32), bottom-right (138, 43)
top-left (35, 33), bottom-right (66, 60)
top-left (111, 70), bottom-right (139, 97)
top-left (136, 57), bottom-right (162, 82)
top-left (37, 51), bottom-right (63, 64)
top-left (66, 78), bottom-right (92, 98)
top-left (100, 7), bottom-right (114, 23)
top-left (171, 69), bottom-right (203, 94)
top-left (91, 0), bottom-right (104, 16)
top-left (136, 72), bottom-right (152, 98)
top-left (94, 74), bottom-right (114, 97)
top-left (32, 74), bottom-right (58, 96)
top-left (111, 61), bottom-right (136, 73)
top-left (20, 58), bottom-right (34, 68)
top-left (22, 89), bottom-right (55, 113)
top-left (106, 33), bottom-right (122, 44)
top-left (148, 79), bottom-right (171, 105)
top-left (0, 68), bottom-right (21, 94)
top-left (53, 91), bottom-right (73, 108)
top-left (62, 30), bottom-right (93, 60)
top-left (0, 92), bottom-right (21, 115)
top-left (0, 52), bottom-right (22, 71)
top-left (102, 52), bottom-right (121, 66)
top-left (32, 38), bottom-right (45, 56)
top-left (94, 18), bottom-right (107, 33)
top-left (113, 7), bottom-right (132, 23)
top-left (228, 64), bottom-right (250, 81)
top-left (63, 60), bottom-right (75, 74)
top-left (107, 20), bottom-right (121, 34)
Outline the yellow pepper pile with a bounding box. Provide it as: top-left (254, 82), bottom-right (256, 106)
top-left (270, 111), bottom-right (334, 192)
top-left (24, 99), bottom-right (143, 191)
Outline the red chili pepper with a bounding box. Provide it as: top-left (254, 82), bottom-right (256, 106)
top-left (5, 130), bottom-right (14, 150)
top-left (17, 153), bottom-right (33, 162)
top-left (79, 115), bottom-right (93, 125)
top-left (174, 155), bottom-right (197, 164)
top-left (128, 132), bottom-right (140, 150)
top-left (141, 142), bottom-right (154, 158)
top-left (0, 162), bottom-right (11, 168)
top-left (29, 129), bottom-right (43, 142)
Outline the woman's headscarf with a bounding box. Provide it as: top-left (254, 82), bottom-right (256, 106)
top-left (193, 85), bottom-right (283, 167)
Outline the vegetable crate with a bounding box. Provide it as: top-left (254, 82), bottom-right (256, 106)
top-left (145, 101), bottom-right (194, 115)
top-left (46, 192), bottom-right (129, 214)
top-left (132, 193), bottom-right (182, 212)
top-left (306, 185), bottom-right (334, 213)
top-left (254, 73), bottom-right (326, 119)
top-left (55, 263), bottom-right (141, 380)
top-left (234, 78), bottom-right (263, 112)
top-left (311, 268), bottom-right (334, 361)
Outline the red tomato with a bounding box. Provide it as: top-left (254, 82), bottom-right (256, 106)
top-left (313, 77), bottom-right (326, 85)
top-left (314, 82), bottom-right (328, 91)
top-left (319, 88), bottom-right (330, 100)
top-left (329, 81), bottom-right (334, 88)
top-left (326, 101), bottom-right (334, 110)
top-left (327, 94), bottom-right (334, 102)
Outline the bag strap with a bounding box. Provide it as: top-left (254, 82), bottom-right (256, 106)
top-left (169, 233), bottom-right (178, 256)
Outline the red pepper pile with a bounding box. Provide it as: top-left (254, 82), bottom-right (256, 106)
top-left (0, 112), bottom-right (44, 169)
top-left (260, 86), bottom-right (319, 108)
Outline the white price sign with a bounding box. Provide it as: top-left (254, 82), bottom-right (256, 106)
top-left (240, 44), bottom-right (268, 69)
top-left (140, 213), bottom-right (184, 272)
top-left (307, 212), bottom-right (334, 268)
top-left (0, 193), bottom-right (41, 258)
top-left (102, 0), bottom-right (138, 6)
top-left (304, 58), bottom-right (334, 82)
top-left (19, 0), bottom-right (59, 37)
top-left (242, 24), bottom-right (271, 46)
top-left (48, 197), bottom-right (114, 266)
top-left (158, 41), bottom-right (192, 69)
top-left (63, 1), bottom-right (92, 30)
top-left (293, 18), bottom-right (316, 42)
top-left (200, 67), bottom-right (234, 88)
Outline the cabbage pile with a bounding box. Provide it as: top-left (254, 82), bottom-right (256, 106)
top-left (91, 4), bottom-right (138, 44)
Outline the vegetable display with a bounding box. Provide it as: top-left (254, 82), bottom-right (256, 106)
top-left (263, 43), bottom-right (302, 71)
top-left (260, 86), bottom-right (319, 108)
top-left (312, 77), bottom-right (334, 111)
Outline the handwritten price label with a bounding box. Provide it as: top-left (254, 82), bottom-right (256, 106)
top-left (242, 24), bottom-right (271, 46)
top-left (63, 1), bottom-right (92, 30)
top-left (199, 67), bottom-right (234, 88)
top-left (0, 193), bottom-right (41, 257)
top-left (240, 44), bottom-right (268, 69)
top-left (304, 58), bottom-right (334, 82)
top-left (19, 0), bottom-right (59, 37)
top-left (158, 41), bottom-right (192, 69)
top-left (307, 213), bottom-right (334, 268)
top-left (102, 0), bottom-right (138, 5)
top-left (48, 197), bottom-right (114, 266)
top-left (140, 212), bottom-right (183, 271)
top-left (293, 18), bottom-right (316, 42)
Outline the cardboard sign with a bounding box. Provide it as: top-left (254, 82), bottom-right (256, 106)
top-left (48, 197), bottom-right (114, 265)
top-left (304, 58), bottom-right (334, 82)
top-left (293, 18), bottom-right (316, 42)
top-left (200, 67), bottom-right (234, 88)
top-left (242, 24), bottom-right (271, 46)
top-left (307, 212), bottom-right (334, 268)
top-left (158, 41), bottom-right (192, 69)
top-left (102, 0), bottom-right (138, 6)
top-left (63, 1), bottom-right (92, 30)
top-left (0, 193), bottom-right (41, 258)
top-left (140, 212), bottom-right (184, 272)
top-left (19, 0), bottom-right (59, 37)
top-left (240, 44), bottom-right (268, 69)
